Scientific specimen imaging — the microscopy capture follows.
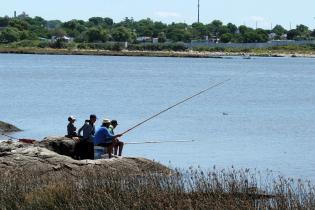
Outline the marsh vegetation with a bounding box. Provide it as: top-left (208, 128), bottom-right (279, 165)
top-left (1, 167), bottom-right (314, 210)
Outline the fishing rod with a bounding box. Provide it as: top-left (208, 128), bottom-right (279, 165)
top-left (126, 140), bottom-right (196, 145)
top-left (0, 131), bottom-right (18, 140)
top-left (122, 78), bottom-right (231, 135)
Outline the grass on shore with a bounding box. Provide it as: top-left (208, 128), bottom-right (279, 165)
top-left (1, 41), bottom-right (315, 58)
top-left (1, 167), bottom-right (314, 210)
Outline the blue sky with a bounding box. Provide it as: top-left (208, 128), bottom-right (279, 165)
top-left (1, 0), bottom-right (315, 29)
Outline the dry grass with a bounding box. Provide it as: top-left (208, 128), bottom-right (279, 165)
top-left (0, 167), bottom-right (314, 210)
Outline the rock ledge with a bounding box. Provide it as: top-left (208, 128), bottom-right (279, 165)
top-left (0, 137), bottom-right (171, 176)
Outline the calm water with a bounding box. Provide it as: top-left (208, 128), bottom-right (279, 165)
top-left (1, 54), bottom-right (315, 181)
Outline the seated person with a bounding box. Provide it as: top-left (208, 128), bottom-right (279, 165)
top-left (109, 120), bottom-right (124, 156)
top-left (94, 119), bottom-right (123, 159)
top-left (66, 116), bottom-right (78, 139)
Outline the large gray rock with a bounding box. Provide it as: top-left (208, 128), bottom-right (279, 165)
top-left (0, 137), bottom-right (171, 176)
top-left (0, 121), bottom-right (22, 133)
top-left (40, 136), bottom-right (77, 158)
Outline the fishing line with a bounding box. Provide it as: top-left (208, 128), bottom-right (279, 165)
top-left (122, 78), bottom-right (231, 135)
top-left (126, 140), bottom-right (196, 145)
top-left (0, 130), bottom-right (18, 140)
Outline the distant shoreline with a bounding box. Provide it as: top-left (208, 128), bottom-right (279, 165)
top-left (0, 47), bottom-right (315, 58)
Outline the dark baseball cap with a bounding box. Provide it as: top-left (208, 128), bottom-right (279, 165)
top-left (111, 120), bottom-right (118, 125)
top-left (90, 114), bottom-right (97, 119)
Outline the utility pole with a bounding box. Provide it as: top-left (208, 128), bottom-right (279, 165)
top-left (197, 0), bottom-right (200, 23)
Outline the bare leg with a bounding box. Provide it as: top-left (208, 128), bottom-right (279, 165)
top-left (107, 144), bottom-right (113, 158)
top-left (114, 144), bottom-right (118, 156)
top-left (113, 138), bottom-right (119, 155)
top-left (118, 141), bottom-right (124, 156)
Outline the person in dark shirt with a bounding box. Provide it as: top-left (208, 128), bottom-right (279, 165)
top-left (109, 120), bottom-right (124, 156)
top-left (78, 114), bottom-right (97, 142)
top-left (66, 116), bottom-right (78, 138)
top-left (76, 114), bottom-right (97, 159)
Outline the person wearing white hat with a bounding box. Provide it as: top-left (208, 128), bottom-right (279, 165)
top-left (66, 116), bottom-right (78, 138)
top-left (93, 118), bottom-right (123, 159)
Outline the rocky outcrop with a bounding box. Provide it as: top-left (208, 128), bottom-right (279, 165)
top-left (0, 137), bottom-right (171, 176)
top-left (0, 121), bottom-right (22, 132)
top-left (40, 136), bottom-right (77, 158)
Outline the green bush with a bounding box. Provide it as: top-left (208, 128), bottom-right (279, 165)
top-left (1, 40), bottom-right (40, 48)
top-left (192, 46), bottom-right (226, 52)
top-left (128, 43), bottom-right (188, 51)
top-left (77, 42), bottom-right (124, 51)
top-left (38, 41), bottom-right (50, 48)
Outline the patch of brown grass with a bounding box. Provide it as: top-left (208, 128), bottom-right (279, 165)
top-left (0, 167), bottom-right (314, 210)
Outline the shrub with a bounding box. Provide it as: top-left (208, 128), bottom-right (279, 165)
top-left (128, 43), bottom-right (188, 51)
top-left (1, 167), bottom-right (315, 209)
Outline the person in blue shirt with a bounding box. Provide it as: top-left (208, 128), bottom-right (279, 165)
top-left (76, 114), bottom-right (97, 160)
top-left (94, 119), bottom-right (123, 158)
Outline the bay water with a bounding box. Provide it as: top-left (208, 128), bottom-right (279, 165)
top-left (1, 54), bottom-right (315, 181)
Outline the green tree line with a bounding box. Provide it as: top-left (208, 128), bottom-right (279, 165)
top-left (0, 15), bottom-right (314, 45)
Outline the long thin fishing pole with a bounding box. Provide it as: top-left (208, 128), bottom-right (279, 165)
top-left (122, 78), bottom-right (231, 135)
top-left (0, 132), bottom-right (18, 140)
top-left (126, 140), bottom-right (196, 145)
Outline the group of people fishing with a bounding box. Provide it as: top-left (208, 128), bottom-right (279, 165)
top-left (66, 114), bottom-right (124, 159)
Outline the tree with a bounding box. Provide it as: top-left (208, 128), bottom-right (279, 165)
top-left (9, 19), bottom-right (29, 30)
top-left (0, 27), bottom-right (20, 42)
top-left (104, 17), bottom-right (114, 26)
top-left (62, 20), bottom-right (86, 37)
top-left (166, 23), bottom-right (192, 42)
top-left (191, 22), bottom-right (207, 40)
top-left (286, 25), bottom-right (310, 40)
top-left (153, 21), bottom-right (167, 37)
top-left (242, 30), bottom-right (268, 43)
top-left (85, 27), bottom-right (109, 42)
top-left (227, 23), bottom-right (237, 34)
top-left (220, 33), bottom-right (233, 43)
top-left (158, 32), bottom-right (167, 43)
top-left (0, 17), bottom-right (9, 27)
top-left (272, 25), bottom-right (287, 36)
top-left (118, 17), bottom-right (135, 28)
top-left (112, 26), bottom-right (134, 42)
top-left (20, 30), bottom-right (36, 40)
top-left (238, 25), bottom-right (252, 35)
top-left (207, 20), bottom-right (224, 38)
top-left (47, 20), bottom-right (62, 29)
top-left (296, 24), bottom-right (309, 34)
top-left (88, 17), bottom-right (104, 26)
top-left (218, 26), bottom-right (229, 36)
top-left (135, 18), bottom-right (154, 37)
top-left (287, 29), bottom-right (299, 40)
top-left (51, 28), bottom-right (67, 37)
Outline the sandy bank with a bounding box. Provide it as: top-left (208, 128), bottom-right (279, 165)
top-left (1, 47), bottom-right (315, 58)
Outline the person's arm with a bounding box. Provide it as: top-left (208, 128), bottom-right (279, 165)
top-left (67, 123), bottom-right (71, 136)
top-left (114, 134), bottom-right (123, 138)
top-left (105, 129), bottom-right (123, 140)
top-left (78, 124), bottom-right (85, 136)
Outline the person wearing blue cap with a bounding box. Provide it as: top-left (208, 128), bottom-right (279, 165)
top-left (109, 120), bottom-right (124, 156)
top-left (77, 114), bottom-right (97, 159)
